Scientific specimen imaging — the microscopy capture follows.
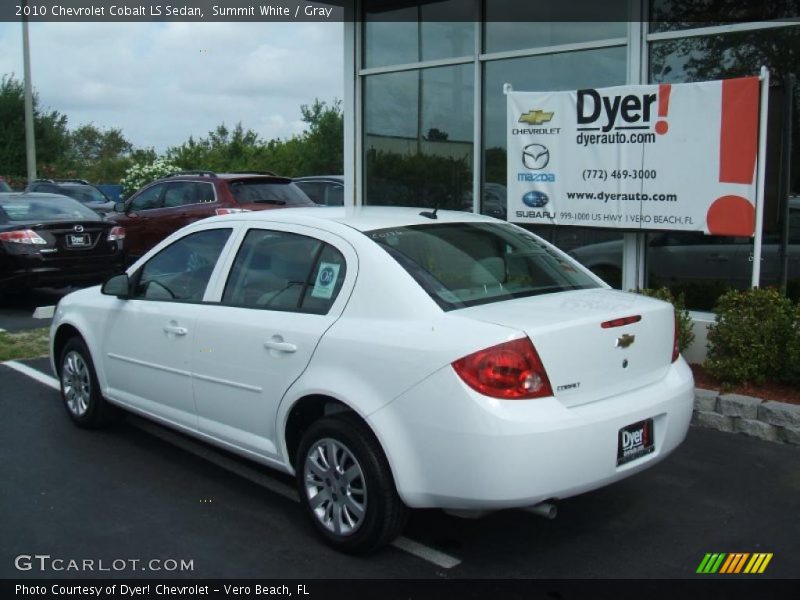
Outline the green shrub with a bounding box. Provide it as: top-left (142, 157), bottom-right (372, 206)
top-left (635, 287), bottom-right (695, 352)
top-left (784, 303), bottom-right (800, 384)
top-left (704, 288), bottom-right (793, 385)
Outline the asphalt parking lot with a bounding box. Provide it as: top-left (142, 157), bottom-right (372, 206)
top-left (0, 288), bottom-right (69, 332)
top-left (1, 347), bottom-right (799, 579)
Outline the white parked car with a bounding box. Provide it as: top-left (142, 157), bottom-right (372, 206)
top-left (50, 207), bottom-right (694, 552)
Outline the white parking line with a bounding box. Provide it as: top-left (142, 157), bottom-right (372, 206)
top-left (392, 536), bottom-right (462, 570)
top-left (2, 360), bottom-right (59, 390)
top-left (1, 361), bottom-right (463, 570)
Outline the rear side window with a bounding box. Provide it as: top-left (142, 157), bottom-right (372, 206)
top-left (163, 181), bottom-right (216, 208)
top-left (368, 222), bottom-right (598, 311)
top-left (222, 229), bottom-right (346, 314)
top-left (228, 180), bottom-right (311, 206)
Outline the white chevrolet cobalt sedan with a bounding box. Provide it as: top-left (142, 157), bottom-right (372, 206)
top-left (51, 207), bottom-right (694, 552)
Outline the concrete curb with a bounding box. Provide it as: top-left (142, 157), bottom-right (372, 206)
top-left (692, 388), bottom-right (800, 445)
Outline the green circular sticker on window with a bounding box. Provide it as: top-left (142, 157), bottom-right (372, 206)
top-left (311, 262), bottom-right (341, 299)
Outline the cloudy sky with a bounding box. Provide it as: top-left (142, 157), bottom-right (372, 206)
top-left (0, 21), bottom-right (344, 152)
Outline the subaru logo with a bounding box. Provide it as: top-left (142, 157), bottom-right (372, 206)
top-left (73, 225), bottom-right (84, 233)
top-left (522, 191), bottom-right (549, 208)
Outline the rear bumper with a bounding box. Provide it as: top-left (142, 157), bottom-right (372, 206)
top-left (0, 254), bottom-right (124, 288)
top-left (368, 359), bottom-right (694, 509)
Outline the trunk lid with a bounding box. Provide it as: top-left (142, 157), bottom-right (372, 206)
top-left (33, 221), bottom-right (116, 256)
top-left (455, 289), bottom-right (675, 407)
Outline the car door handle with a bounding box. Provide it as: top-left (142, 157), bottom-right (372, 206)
top-left (264, 339), bottom-right (297, 353)
top-left (163, 325), bottom-right (188, 336)
top-left (706, 254), bottom-right (729, 262)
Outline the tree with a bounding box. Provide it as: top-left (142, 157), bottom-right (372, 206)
top-left (166, 122), bottom-right (271, 173)
top-left (65, 124), bottom-right (135, 182)
top-left (0, 74), bottom-right (70, 180)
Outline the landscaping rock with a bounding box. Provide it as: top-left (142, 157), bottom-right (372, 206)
top-left (782, 426), bottom-right (800, 446)
top-left (734, 418), bottom-right (779, 442)
top-left (718, 394), bottom-right (762, 419)
top-left (692, 411), bottom-right (735, 432)
top-left (758, 402), bottom-right (800, 428)
top-left (693, 388), bottom-right (719, 412)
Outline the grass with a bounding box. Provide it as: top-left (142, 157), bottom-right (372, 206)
top-left (0, 327), bottom-right (50, 362)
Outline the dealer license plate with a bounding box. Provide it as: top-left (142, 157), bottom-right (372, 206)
top-left (617, 418), bottom-right (655, 466)
top-left (67, 234), bottom-right (90, 247)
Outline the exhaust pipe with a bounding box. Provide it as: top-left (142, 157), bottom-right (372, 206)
top-left (522, 501), bottom-right (557, 520)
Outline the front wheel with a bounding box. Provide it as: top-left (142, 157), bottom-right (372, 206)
top-left (296, 413), bottom-right (408, 553)
top-left (59, 337), bottom-right (115, 428)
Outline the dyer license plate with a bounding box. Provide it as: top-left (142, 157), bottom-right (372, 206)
top-left (617, 418), bottom-right (655, 466)
top-left (67, 234), bottom-right (90, 247)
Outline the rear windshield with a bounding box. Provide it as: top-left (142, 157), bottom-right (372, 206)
top-left (368, 222), bottom-right (599, 310)
top-left (0, 196), bottom-right (100, 222)
top-left (229, 180), bottom-right (311, 206)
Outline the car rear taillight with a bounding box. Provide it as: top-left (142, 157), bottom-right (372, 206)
top-left (601, 315), bottom-right (641, 328)
top-left (0, 230), bottom-right (47, 245)
top-left (672, 313), bottom-right (680, 363)
top-left (107, 226), bottom-right (125, 241)
top-left (452, 337), bottom-right (553, 400)
top-left (215, 208), bottom-right (251, 215)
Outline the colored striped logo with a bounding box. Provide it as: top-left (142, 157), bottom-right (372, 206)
top-left (696, 553), bottom-right (773, 574)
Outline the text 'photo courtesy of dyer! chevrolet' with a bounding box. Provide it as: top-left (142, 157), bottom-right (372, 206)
top-left (50, 207), bottom-right (694, 553)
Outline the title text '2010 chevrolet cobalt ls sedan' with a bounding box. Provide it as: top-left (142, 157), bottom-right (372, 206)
top-left (50, 207), bottom-right (694, 552)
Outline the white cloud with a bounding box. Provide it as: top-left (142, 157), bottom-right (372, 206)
top-left (0, 21), bottom-right (343, 151)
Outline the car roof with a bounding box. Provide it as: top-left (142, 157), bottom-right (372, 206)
top-left (203, 206), bottom-right (499, 232)
top-left (293, 175), bottom-right (343, 182)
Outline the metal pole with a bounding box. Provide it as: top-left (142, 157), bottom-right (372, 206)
top-left (778, 74), bottom-right (794, 293)
top-left (751, 66), bottom-right (770, 288)
top-left (22, 13), bottom-right (37, 183)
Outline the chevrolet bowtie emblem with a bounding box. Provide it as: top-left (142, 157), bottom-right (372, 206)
top-left (518, 109), bottom-right (554, 125)
top-left (616, 334), bottom-right (635, 349)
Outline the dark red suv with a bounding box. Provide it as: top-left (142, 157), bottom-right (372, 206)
top-left (111, 171), bottom-right (315, 261)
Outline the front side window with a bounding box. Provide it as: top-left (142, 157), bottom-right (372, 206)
top-left (222, 229), bottom-right (347, 314)
top-left (132, 228), bottom-right (231, 302)
top-left (368, 222), bottom-right (598, 310)
top-left (129, 184), bottom-right (165, 212)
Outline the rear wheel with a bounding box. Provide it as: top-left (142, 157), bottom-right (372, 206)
top-left (296, 413), bottom-right (408, 553)
top-left (59, 337), bottom-right (115, 428)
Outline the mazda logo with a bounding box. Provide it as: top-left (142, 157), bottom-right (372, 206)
top-left (522, 143), bottom-right (550, 170)
top-left (73, 225), bottom-right (84, 233)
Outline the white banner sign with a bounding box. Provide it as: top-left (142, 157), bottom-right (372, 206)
top-left (506, 77), bottom-right (760, 236)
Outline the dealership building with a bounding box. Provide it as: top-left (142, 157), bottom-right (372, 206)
top-left (332, 1), bottom-right (799, 357)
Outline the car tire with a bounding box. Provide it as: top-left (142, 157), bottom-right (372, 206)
top-left (296, 412), bottom-right (408, 553)
top-left (59, 337), bottom-right (115, 429)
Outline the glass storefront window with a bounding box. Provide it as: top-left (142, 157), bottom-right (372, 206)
top-left (482, 47), bottom-right (627, 276)
top-left (649, 26), bottom-right (800, 307)
top-left (484, 8), bottom-right (628, 53)
top-left (363, 1), bottom-right (476, 68)
top-left (364, 64), bottom-right (474, 210)
top-left (649, 2), bottom-right (800, 34)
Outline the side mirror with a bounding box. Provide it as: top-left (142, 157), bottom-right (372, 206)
top-left (113, 201), bottom-right (127, 213)
top-left (101, 273), bottom-right (130, 298)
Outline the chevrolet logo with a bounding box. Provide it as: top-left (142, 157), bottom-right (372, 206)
top-left (616, 334), bottom-right (636, 349)
top-left (518, 109), bottom-right (554, 125)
